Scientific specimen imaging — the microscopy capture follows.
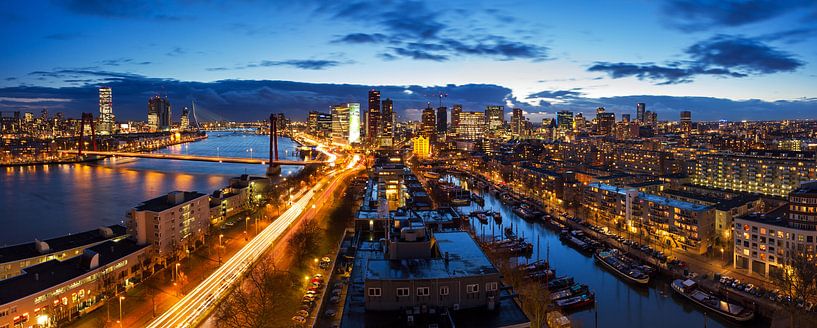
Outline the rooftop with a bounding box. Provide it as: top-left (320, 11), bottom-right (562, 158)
top-left (590, 183), bottom-right (712, 212)
top-left (134, 191), bottom-right (207, 212)
top-left (0, 225), bottom-right (127, 264)
top-left (0, 239), bottom-right (147, 305)
top-left (736, 206), bottom-right (790, 228)
top-left (365, 232), bottom-right (497, 281)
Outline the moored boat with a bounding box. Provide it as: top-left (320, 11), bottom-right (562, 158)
top-left (547, 276), bottom-right (575, 291)
top-left (594, 249), bottom-right (650, 285)
top-left (671, 279), bottom-right (755, 322)
top-left (550, 284), bottom-right (589, 301)
top-left (555, 291), bottom-right (595, 310)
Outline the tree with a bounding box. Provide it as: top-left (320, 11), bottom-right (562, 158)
top-left (288, 219), bottom-right (321, 261)
top-left (215, 261), bottom-right (297, 328)
top-left (772, 250), bottom-right (817, 328)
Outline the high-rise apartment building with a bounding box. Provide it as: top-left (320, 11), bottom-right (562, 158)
top-left (636, 103), bottom-right (646, 122)
top-left (421, 105), bottom-right (436, 139)
top-left (596, 109), bottom-right (615, 136)
top-left (485, 105), bottom-right (504, 132)
top-left (557, 111), bottom-right (573, 131)
top-left (380, 98), bottom-right (395, 147)
top-left (308, 111), bottom-right (319, 134)
top-left (180, 108), bottom-right (189, 130)
top-left (367, 90), bottom-right (381, 142)
top-left (98, 86), bottom-right (114, 134)
top-left (451, 104), bottom-right (462, 136)
top-left (436, 106), bottom-right (447, 134)
top-left (680, 110), bottom-right (692, 135)
top-left (126, 191), bottom-right (209, 261)
top-left (147, 96), bottom-right (170, 132)
top-left (317, 112), bottom-right (332, 138)
top-left (457, 111), bottom-right (485, 141)
top-left (510, 108), bottom-right (525, 137)
top-left (331, 103), bottom-right (361, 144)
top-left (690, 150), bottom-right (817, 197)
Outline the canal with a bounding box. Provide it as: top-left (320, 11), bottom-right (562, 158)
top-left (446, 174), bottom-right (768, 328)
top-left (0, 131), bottom-right (304, 245)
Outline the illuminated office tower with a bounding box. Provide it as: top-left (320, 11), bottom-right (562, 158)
top-left (485, 105), bottom-right (504, 132)
top-left (98, 86), bottom-right (114, 134)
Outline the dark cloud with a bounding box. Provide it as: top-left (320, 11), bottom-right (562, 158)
top-left (527, 89), bottom-right (582, 99)
top-left (55, 0), bottom-right (187, 20)
top-left (589, 35), bottom-right (802, 84)
top-left (2, 72), bottom-right (814, 122)
top-left (390, 48), bottom-right (448, 61)
top-left (318, 1), bottom-right (548, 61)
top-left (166, 47), bottom-right (186, 57)
top-left (256, 59), bottom-right (343, 70)
top-left (332, 33), bottom-right (387, 44)
top-left (757, 27), bottom-right (817, 44)
top-left (44, 32), bottom-right (84, 40)
top-left (661, 0), bottom-right (817, 31)
top-left (686, 35), bottom-right (803, 74)
top-left (98, 58), bottom-right (152, 67)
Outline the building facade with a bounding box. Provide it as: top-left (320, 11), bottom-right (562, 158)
top-left (125, 191), bottom-right (210, 263)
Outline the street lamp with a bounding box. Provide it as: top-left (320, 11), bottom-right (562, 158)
top-left (245, 216), bottom-right (250, 234)
top-left (119, 296), bottom-right (125, 327)
top-left (174, 263), bottom-right (181, 282)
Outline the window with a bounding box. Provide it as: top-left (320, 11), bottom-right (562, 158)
top-left (417, 287), bottom-right (430, 297)
top-left (367, 288), bottom-right (381, 297)
top-left (396, 287), bottom-right (410, 297)
top-left (439, 286), bottom-right (449, 296)
top-left (466, 284), bottom-right (479, 293)
top-left (486, 282), bottom-right (498, 292)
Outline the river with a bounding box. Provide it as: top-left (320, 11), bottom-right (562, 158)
top-left (446, 174), bottom-right (768, 328)
top-left (0, 131), bottom-right (305, 246)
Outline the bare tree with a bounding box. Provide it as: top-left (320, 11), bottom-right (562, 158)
top-left (215, 261), bottom-right (297, 328)
top-left (288, 219), bottom-right (321, 261)
top-left (772, 250), bottom-right (817, 327)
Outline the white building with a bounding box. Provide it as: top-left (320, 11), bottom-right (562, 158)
top-left (125, 191), bottom-right (210, 263)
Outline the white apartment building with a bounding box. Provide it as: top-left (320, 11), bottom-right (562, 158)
top-left (125, 191), bottom-right (210, 263)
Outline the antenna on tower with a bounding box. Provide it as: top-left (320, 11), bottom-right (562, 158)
top-left (437, 91), bottom-right (448, 108)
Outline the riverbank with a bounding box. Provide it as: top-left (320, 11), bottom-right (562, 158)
top-left (0, 132), bottom-right (208, 167)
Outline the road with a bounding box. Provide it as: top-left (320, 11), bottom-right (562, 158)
top-left (57, 150), bottom-right (322, 165)
top-left (146, 151), bottom-right (360, 328)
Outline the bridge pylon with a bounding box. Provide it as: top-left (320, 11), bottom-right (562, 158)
top-left (267, 113), bottom-right (281, 176)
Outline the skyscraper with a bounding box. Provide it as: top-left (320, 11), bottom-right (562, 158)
top-left (98, 86), bottom-right (114, 134)
top-left (557, 110), bottom-right (573, 131)
top-left (485, 105), bottom-right (504, 132)
top-left (510, 108), bottom-right (524, 137)
top-left (180, 108), bottom-right (190, 130)
top-left (636, 103), bottom-right (646, 122)
top-left (436, 106), bottom-right (447, 134)
top-left (367, 90), bottom-right (381, 142)
top-left (458, 111), bottom-right (485, 141)
top-left (331, 104), bottom-right (349, 144)
top-left (421, 105), bottom-right (436, 139)
top-left (645, 110), bottom-right (658, 127)
top-left (147, 96), bottom-right (170, 131)
top-left (451, 104), bottom-right (462, 137)
top-left (380, 98), bottom-right (395, 147)
top-left (308, 111), bottom-right (319, 134)
top-left (596, 109), bottom-right (615, 136)
top-left (348, 103), bottom-right (361, 144)
top-left (680, 110), bottom-right (692, 135)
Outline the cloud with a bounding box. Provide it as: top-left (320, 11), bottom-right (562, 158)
top-left (686, 35), bottom-right (803, 74)
top-left (44, 32), bottom-right (84, 40)
top-left (589, 35), bottom-right (802, 84)
top-left (757, 27), bottom-right (817, 44)
top-left (317, 1), bottom-right (548, 61)
top-left (527, 89), bottom-right (583, 99)
top-left (390, 48), bottom-right (448, 61)
top-left (98, 58), bottom-right (152, 66)
top-left (166, 47), bottom-right (186, 57)
top-left (661, 0), bottom-right (817, 31)
top-left (1, 74), bottom-right (815, 121)
top-left (256, 59), bottom-right (344, 70)
top-left (55, 0), bottom-right (188, 20)
top-left (332, 33), bottom-right (388, 44)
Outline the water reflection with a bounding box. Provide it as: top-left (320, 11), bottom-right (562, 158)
top-left (445, 173), bottom-right (762, 328)
top-left (0, 132), bottom-right (302, 245)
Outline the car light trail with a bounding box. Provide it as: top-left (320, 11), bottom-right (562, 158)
top-left (147, 147), bottom-right (352, 328)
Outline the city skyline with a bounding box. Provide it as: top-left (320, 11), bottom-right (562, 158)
top-left (1, 1), bottom-right (816, 121)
